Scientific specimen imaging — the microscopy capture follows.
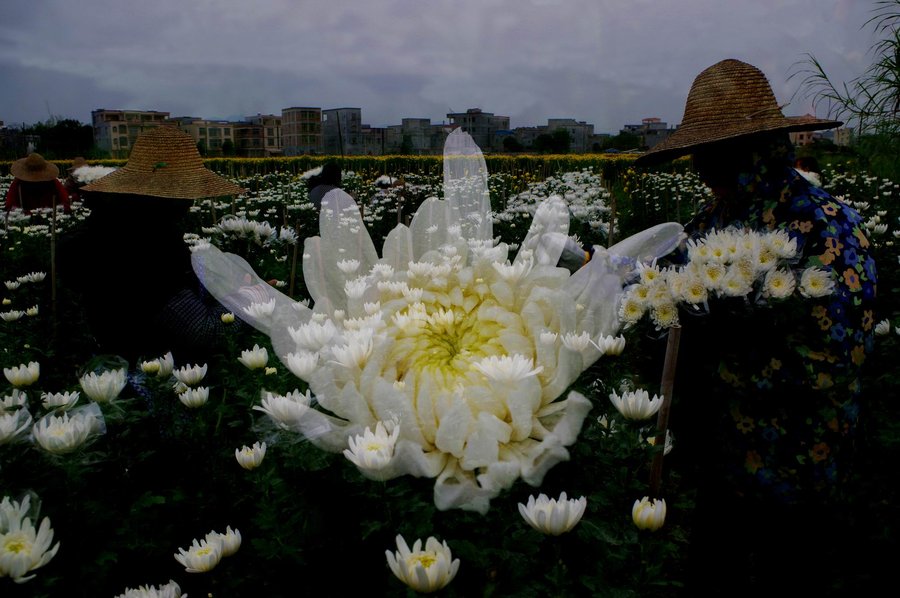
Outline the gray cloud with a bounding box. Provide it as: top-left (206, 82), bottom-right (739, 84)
top-left (0, 0), bottom-right (879, 132)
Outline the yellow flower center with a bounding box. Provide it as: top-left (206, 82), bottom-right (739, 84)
top-left (4, 535), bottom-right (28, 554)
top-left (409, 553), bottom-right (437, 569)
top-left (389, 296), bottom-right (506, 388)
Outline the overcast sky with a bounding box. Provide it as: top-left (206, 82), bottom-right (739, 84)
top-left (0, 0), bottom-right (880, 134)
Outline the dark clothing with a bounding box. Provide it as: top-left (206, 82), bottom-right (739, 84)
top-left (671, 136), bottom-right (877, 593)
top-left (308, 184), bottom-right (338, 210)
top-left (57, 195), bottom-right (232, 364)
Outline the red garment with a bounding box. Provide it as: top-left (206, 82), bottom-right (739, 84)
top-left (5, 178), bottom-right (71, 213)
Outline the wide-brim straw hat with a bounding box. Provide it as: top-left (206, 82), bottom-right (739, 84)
top-left (635, 59), bottom-right (842, 165)
top-left (10, 153), bottom-right (60, 182)
top-left (82, 126), bottom-right (244, 199)
top-left (68, 157), bottom-right (88, 173)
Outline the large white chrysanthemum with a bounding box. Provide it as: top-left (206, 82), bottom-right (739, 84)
top-left (194, 130), bottom-right (682, 513)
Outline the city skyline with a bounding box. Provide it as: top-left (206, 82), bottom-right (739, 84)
top-left (1, 1), bottom-right (878, 132)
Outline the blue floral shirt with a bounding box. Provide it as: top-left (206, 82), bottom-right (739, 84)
top-left (682, 139), bottom-right (876, 502)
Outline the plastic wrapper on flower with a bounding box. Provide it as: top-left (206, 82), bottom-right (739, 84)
top-left (193, 130), bottom-right (684, 513)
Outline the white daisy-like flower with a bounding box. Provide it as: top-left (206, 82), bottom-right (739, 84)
top-left (343, 420), bottom-right (400, 474)
top-left (385, 534), bottom-right (460, 594)
top-left (632, 496), bottom-right (667, 531)
top-left (178, 386), bottom-right (210, 408)
top-left (285, 351), bottom-right (319, 380)
top-left (518, 491), bottom-right (587, 536)
top-left (253, 389), bottom-right (313, 430)
top-left (0, 408), bottom-right (33, 445)
top-left (0, 310), bottom-right (25, 322)
top-left (206, 526), bottom-right (241, 558)
top-left (173, 364), bottom-right (208, 387)
top-left (799, 267), bottom-right (835, 298)
top-left (472, 354), bottom-right (543, 383)
top-left (763, 267), bottom-right (797, 299)
top-left (609, 388), bottom-right (663, 421)
top-left (235, 441), bottom-right (267, 470)
top-left (193, 129), bottom-right (683, 513)
top-left (41, 391), bottom-right (80, 410)
top-left (3, 362), bottom-right (40, 387)
top-left (113, 580), bottom-right (184, 598)
top-left (173, 536), bottom-right (223, 573)
top-left (874, 319), bottom-right (891, 336)
top-left (242, 298), bottom-right (276, 319)
top-left (237, 344), bottom-right (269, 370)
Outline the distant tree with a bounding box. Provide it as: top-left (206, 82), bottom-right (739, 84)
top-left (17, 118), bottom-right (94, 159)
top-left (532, 133), bottom-right (554, 153)
top-left (221, 139), bottom-right (235, 157)
top-left (792, 0), bottom-right (900, 177)
top-left (197, 140), bottom-right (207, 157)
top-left (502, 136), bottom-right (524, 152)
top-left (601, 131), bottom-right (642, 151)
top-left (550, 129), bottom-right (571, 153)
top-left (399, 135), bottom-right (415, 155)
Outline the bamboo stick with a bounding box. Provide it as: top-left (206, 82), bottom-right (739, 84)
top-left (649, 325), bottom-right (681, 497)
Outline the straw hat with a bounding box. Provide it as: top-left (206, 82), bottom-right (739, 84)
top-left (10, 153), bottom-right (60, 182)
top-left (82, 126), bottom-right (244, 199)
top-left (636, 59), bottom-right (842, 165)
top-left (68, 157), bottom-right (88, 173)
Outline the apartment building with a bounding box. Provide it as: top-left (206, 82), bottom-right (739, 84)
top-left (92, 109), bottom-right (170, 158)
top-left (168, 117), bottom-right (235, 156)
top-left (282, 107), bottom-right (322, 155)
top-left (622, 117), bottom-right (672, 149)
top-left (234, 114), bottom-right (282, 157)
top-left (447, 108), bottom-right (509, 152)
top-left (322, 108), bottom-right (363, 155)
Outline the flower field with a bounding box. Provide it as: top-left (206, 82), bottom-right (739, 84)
top-left (1, 151), bottom-right (898, 596)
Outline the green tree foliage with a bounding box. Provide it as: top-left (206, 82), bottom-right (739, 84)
top-left (793, 0), bottom-right (900, 178)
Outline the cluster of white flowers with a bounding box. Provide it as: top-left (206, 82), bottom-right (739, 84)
top-left (114, 579), bottom-right (184, 598)
top-left (173, 526), bottom-right (241, 573)
top-left (619, 227), bottom-right (835, 330)
top-left (71, 165), bottom-right (117, 184)
top-left (0, 494), bottom-right (60, 583)
top-left (2, 378), bottom-right (106, 453)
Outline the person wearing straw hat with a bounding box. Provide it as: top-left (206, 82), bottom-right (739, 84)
top-left (58, 126), bottom-right (245, 364)
top-left (5, 153), bottom-right (71, 213)
top-left (637, 59), bottom-right (876, 590)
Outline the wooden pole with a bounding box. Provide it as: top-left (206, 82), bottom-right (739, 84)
top-left (649, 325), bottom-right (681, 497)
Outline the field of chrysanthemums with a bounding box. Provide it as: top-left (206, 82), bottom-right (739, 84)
top-left (1, 155), bottom-right (898, 597)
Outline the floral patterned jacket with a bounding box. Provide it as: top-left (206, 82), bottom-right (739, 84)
top-left (679, 139), bottom-right (876, 503)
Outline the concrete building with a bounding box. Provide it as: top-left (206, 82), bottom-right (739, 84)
top-left (362, 124), bottom-right (386, 155)
top-left (246, 114), bottom-right (282, 156)
top-left (383, 118), bottom-right (448, 154)
top-left (168, 117), bottom-right (235, 156)
top-left (622, 117), bottom-right (672, 149)
top-left (322, 108), bottom-right (363, 155)
top-left (546, 118), bottom-right (595, 152)
top-left (447, 108), bottom-right (509, 152)
top-left (282, 107), bottom-right (322, 155)
top-left (92, 109), bottom-right (170, 157)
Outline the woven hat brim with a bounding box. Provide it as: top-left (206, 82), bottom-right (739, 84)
top-left (10, 159), bottom-right (60, 182)
top-left (81, 166), bottom-right (244, 199)
top-left (635, 116), bottom-right (841, 166)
